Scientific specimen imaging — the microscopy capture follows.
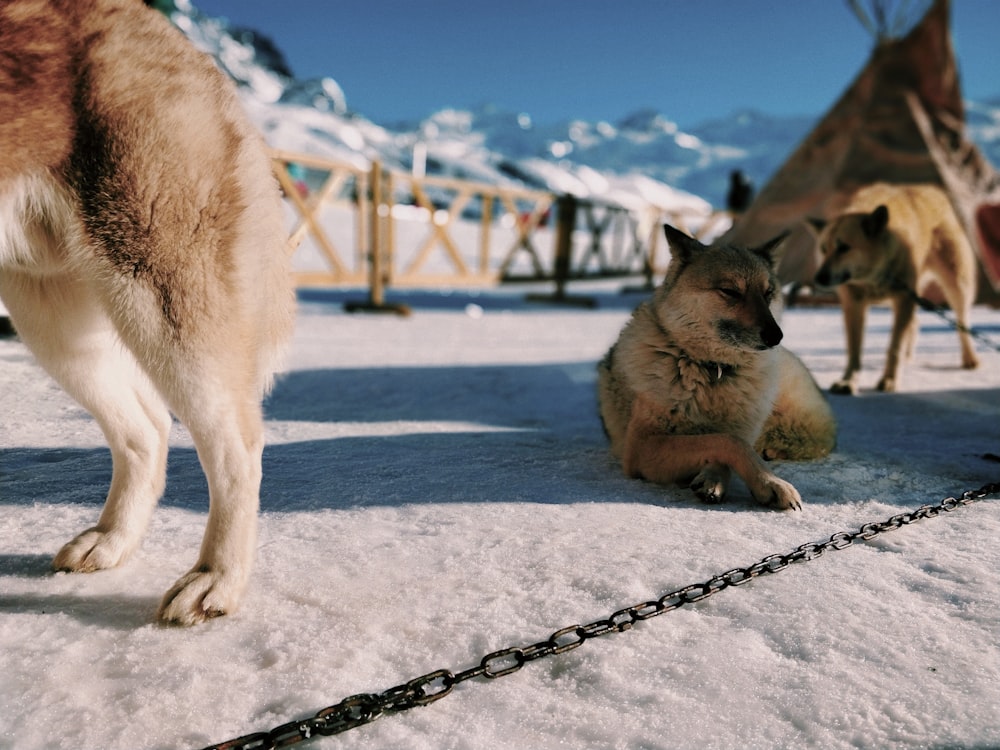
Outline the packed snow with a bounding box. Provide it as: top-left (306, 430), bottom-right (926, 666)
top-left (2, 277), bottom-right (1000, 750)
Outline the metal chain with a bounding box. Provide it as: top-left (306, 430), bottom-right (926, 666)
top-left (905, 287), bottom-right (1000, 353)
top-left (200, 482), bottom-right (1000, 750)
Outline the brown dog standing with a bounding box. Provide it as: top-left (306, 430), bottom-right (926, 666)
top-left (813, 183), bottom-right (979, 394)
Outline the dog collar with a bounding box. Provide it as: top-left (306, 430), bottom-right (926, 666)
top-left (649, 305), bottom-right (736, 382)
top-left (706, 361), bottom-right (737, 381)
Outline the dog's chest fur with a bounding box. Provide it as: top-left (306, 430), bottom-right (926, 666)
top-left (618, 302), bottom-right (778, 441)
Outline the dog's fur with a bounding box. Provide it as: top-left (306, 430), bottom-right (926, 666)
top-left (0, 0), bottom-right (295, 624)
top-left (597, 225), bottom-right (835, 510)
top-left (812, 182), bottom-right (979, 394)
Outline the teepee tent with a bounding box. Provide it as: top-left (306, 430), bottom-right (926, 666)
top-left (720, 0), bottom-right (1000, 303)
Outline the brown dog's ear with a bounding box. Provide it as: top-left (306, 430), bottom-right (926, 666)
top-left (751, 230), bottom-right (790, 267)
top-left (663, 223), bottom-right (705, 264)
top-left (861, 204), bottom-right (889, 238)
top-left (805, 217), bottom-right (826, 234)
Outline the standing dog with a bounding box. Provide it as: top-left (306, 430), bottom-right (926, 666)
top-left (598, 225), bottom-right (835, 510)
top-left (0, 0), bottom-right (295, 624)
top-left (812, 183), bottom-right (979, 394)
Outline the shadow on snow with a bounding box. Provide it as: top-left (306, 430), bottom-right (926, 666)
top-left (2, 358), bottom-right (997, 514)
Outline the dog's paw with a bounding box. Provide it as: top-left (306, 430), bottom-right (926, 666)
top-left (753, 477), bottom-right (802, 511)
top-left (691, 478), bottom-right (724, 503)
top-left (830, 380), bottom-right (856, 396)
top-left (875, 377), bottom-right (896, 393)
top-left (157, 567), bottom-right (245, 626)
top-left (689, 467), bottom-right (729, 504)
top-left (962, 353), bottom-right (980, 370)
top-left (53, 528), bottom-right (133, 572)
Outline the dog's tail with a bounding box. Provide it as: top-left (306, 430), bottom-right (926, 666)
top-left (227, 112), bottom-right (296, 395)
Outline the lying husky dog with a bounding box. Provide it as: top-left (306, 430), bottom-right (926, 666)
top-left (812, 182), bottom-right (979, 394)
top-left (0, 0), bottom-right (295, 624)
top-left (598, 225), bottom-right (835, 510)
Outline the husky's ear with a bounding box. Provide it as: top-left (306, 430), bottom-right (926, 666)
top-left (751, 230), bottom-right (790, 267)
top-left (805, 217), bottom-right (826, 235)
top-left (861, 204), bottom-right (889, 238)
top-left (663, 223), bottom-right (705, 264)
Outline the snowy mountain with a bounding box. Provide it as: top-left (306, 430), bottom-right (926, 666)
top-left (167, 0), bottom-right (999, 211)
top-left (966, 98), bottom-right (1000, 168)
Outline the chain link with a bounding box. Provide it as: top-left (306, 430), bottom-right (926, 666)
top-left (199, 482), bottom-right (999, 750)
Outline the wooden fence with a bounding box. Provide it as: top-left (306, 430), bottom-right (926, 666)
top-left (270, 149), bottom-right (729, 306)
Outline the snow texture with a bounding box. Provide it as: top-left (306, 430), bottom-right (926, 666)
top-left (3, 281), bottom-right (1000, 750)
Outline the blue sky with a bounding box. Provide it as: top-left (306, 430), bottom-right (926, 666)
top-left (193, 0), bottom-right (1000, 128)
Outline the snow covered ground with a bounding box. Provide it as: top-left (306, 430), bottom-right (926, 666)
top-left (2, 280), bottom-right (1000, 750)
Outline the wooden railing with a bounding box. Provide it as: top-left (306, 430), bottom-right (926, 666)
top-left (382, 166), bottom-right (556, 285)
top-left (270, 149), bottom-right (730, 303)
top-left (271, 148), bottom-right (370, 286)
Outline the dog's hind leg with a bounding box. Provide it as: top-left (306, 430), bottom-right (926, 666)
top-left (109, 299), bottom-right (271, 626)
top-left (154, 380), bottom-right (265, 626)
top-left (931, 242), bottom-right (980, 370)
top-left (688, 464), bottom-right (731, 503)
top-left (756, 348), bottom-right (836, 461)
top-left (0, 271), bottom-right (172, 571)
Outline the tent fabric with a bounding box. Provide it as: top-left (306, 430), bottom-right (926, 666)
top-left (719, 0), bottom-right (1000, 301)
top-left (976, 203), bottom-right (1000, 284)
top-left (908, 90), bottom-right (1000, 291)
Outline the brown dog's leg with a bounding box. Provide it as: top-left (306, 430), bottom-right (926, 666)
top-left (879, 293), bottom-right (917, 392)
top-left (832, 286), bottom-right (867, 395)
top-left (622, 396), bottom-right (801, 510)
top-left (934, 257), bottom-right (980, 371)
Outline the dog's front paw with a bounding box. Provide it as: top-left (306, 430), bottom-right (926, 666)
top-left (830, 379), bottom-right (856, 396)
top-left (53, 528), bottom-right (133, 572)
top-left (753, 477), bottom-right (802, 511)
top-left (157, 567), bottom-right (247, 626)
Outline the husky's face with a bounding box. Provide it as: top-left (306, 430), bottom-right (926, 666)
top-left (658, 225), bottom-right (786, 357)
top-left (813, 204), bottom-right (889, 287)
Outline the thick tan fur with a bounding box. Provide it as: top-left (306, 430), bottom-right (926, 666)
top-left (597, 225), bottom-right (835, 510)
top-left (0, 0), bottom-right (295, 624)
top-left (813, 182), bottom-right (979, 394)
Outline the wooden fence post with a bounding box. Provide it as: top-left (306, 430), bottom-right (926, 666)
top-left (526, 193), bottom-right (596, 307)
top-left (344, 160), bottom-right (410, 315)
top-left (553, 194), bottom-right (576, 294)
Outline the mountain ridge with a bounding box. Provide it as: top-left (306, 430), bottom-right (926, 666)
top-left (169, 0), bottom-right (1000, 211)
